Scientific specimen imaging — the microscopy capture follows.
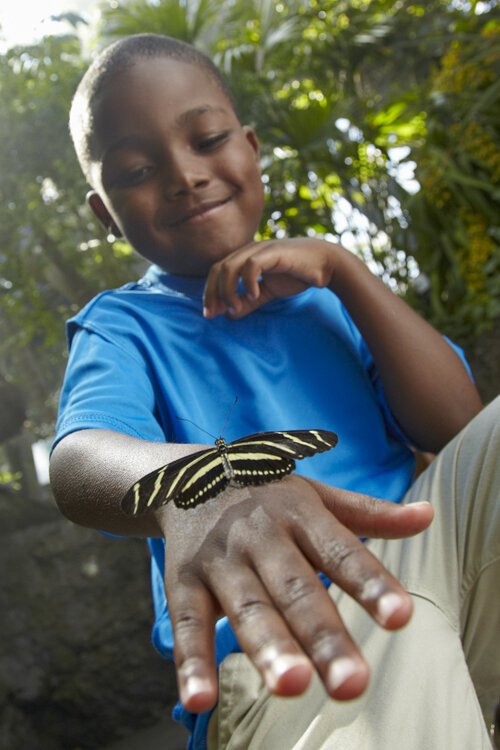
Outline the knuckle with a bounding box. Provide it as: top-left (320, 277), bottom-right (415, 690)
top-left (177, 557), bottom-right (205, 584)
top-left (244, 256), bottom-right (259, 273)
top-left (309, 628), bottom-right (345, 663)
top-left (318, 265), bottom-right (333, 287)
top-left (310, 269), bottom-right (324, 286)
top-left (324, 539), bottom-right (363, 575)
top-left (232, 596), bottom-right (272, 627)
top-left (277, 575), bottom-right (318, 610)
top-left (173, 608), bottom-right (206, 637)
top-left (175, 653), bottom-right (203, 672)
top-left (252, 638), bottom-right (292, 665)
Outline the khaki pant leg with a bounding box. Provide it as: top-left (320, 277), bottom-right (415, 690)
top-left (207, 398), bottom-right (500, 750)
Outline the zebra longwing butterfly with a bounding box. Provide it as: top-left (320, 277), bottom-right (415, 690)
top-left (121, 429), bottom-right (338, 514)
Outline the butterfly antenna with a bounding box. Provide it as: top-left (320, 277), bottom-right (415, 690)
top-left (175, 416), bottom-right (217, 441)
top-left (220, 396), bottom-right (239, 437)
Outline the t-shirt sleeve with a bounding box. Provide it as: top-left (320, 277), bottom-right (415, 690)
top-left (53, 322), bottom-right (167, 451)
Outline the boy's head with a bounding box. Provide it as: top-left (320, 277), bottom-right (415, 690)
top-left (70, 34), bottom-right (265, 276)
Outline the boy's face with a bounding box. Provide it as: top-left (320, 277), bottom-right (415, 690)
top-left (87, 57), bottom-right (265, 276)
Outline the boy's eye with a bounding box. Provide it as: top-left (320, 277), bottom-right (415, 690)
top-left (198, 131), bottom-right (230, 150)
top-left (115, 165), bottom-right (154, 188)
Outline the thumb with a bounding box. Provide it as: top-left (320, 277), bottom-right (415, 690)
top-left (304, 478), bottom-right (434, 539)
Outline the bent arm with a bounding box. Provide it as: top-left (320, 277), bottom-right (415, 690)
top-left (202, 238), bottom-right (482, 452)
top-left (330, 250), bottom-right (482, 451)
top-left (49, 428), bottom-right (209, 537)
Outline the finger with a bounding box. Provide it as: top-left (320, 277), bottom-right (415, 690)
top-left (203, 261), bottom-right (243, 318)
top-left (254, 547), bottom-right (370, 700)
top-left (239, 255), bottom-right (264, 302)
top-left (165, 578), bottom-right (219, 713)
top-left (306, 478), bottom-right (434, 539)
top-left (207, 564), bottom-right (315, 698)
top-left (204, 245), bottom-right (259, 316)
top-left (215, 260), bottom-right (243, 314)
top-left (217, 250), bottom-right (271, 313)
top-left (203, 244), bottom-right (276, 318)
top-left (204, 271), bottom-right (275, 319)
top-left (293, 508), bottom-right (413, 631)
top-left (203, 263), bottom-right (228, 319)
top-left (223, 251), bottom-right (285, 318)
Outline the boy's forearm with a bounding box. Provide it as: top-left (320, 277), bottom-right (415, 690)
top-left (49, 429), bottom-right (209, 537)
top-left (329, 249), bottom-right (482, 451)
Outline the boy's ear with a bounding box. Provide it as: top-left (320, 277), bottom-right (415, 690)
top-left (243, 126), bottom-right (260, 161)
top-left (86, 191), bottom-right (122, 237)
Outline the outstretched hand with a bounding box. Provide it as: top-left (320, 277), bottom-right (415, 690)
top-left (155, 475), bottom-right (433, 713)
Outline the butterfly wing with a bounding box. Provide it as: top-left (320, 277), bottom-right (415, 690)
top-left (230, 429), bottom-right (338, 458)
top-left (227, 450), bottom-right (297, 486)
top-left (171, 450), bottom-right (232, 509)
top-left (121, 429), bottom-right (339, 515)
top-left (226, 429), bottom-right (338, 486)
top-left (121, 446), bottom-right (226, 515)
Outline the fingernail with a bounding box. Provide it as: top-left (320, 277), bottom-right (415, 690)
top-left (264, 654), bottom-right (310, 691)
top-left (202, 306), bottom-right (210, 318)
top-left (327, 657), bottom-right (360, 692)
top-left (183, 675), bottom-right (212, 701)
top-left (407, 501), bottom-right (431, 509)
top-left (377, 592), bottom-right (404, 625)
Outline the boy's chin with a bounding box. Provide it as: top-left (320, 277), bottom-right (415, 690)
top-left (141, 255), bottom-right (216, 278)
top-left (143, 245), bottom-right (247, 277)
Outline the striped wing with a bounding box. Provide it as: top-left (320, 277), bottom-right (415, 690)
top-left (121, 446), bottom-right (227, 516)
top-left (121, 429), bottom-right (338, 515)
top-left (229, 429), bottom-right (338, 458)
top-left (223, 429), bottom-right (338, 491)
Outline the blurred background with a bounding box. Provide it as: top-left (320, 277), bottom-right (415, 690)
top-left (0, 1), bottom-right (499, 748)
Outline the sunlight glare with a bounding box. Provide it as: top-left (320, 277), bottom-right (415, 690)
top-left (0, 0), bottom-right (95, 50)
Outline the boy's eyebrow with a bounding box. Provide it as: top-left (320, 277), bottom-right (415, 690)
top-left (103, 134), bottom-right (150, 159)
top-left (175, 104), bottom-right (229, 126)
top-left (102, 105), bottom-right (229, 159)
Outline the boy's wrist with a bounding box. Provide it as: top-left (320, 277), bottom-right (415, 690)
top-left (153, 505), bottom-right (170, 536)
top-left (326, 245), bottom-right (369, 298)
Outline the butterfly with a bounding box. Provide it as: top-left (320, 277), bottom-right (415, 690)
top-left (121, 429), bottom-right (338, 514)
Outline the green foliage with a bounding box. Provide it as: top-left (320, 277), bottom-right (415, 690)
top-left (400, 13), bottom-right (500, 338)
top-left (0, 469), bottom-right (22, 492)
top-left (0, 0), bottom-right (498, 438)
top-left (0, 33), bottom-right (138, 435)
top-left (98, 0), bottom-right (224, 46)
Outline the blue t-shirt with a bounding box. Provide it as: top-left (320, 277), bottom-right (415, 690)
top-left (54, 265), bottom-right (466, 748)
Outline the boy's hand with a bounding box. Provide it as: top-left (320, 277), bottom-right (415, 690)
top-left (156, 476), bottom-right (433, 713)
top-left (203, 238), bottom-right (340, 319)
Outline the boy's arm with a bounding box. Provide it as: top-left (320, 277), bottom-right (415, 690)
top-left (50, 427), bottom-right (433, 713)
top-left (50, 428), bottom-right (209, 537)
top-left (329, 249), bottom-right (482, 451)
top-left (203, 239), bottom-right (482, 452)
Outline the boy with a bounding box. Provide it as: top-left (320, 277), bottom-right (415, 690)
top-left (50, 34), bottom-right (499, 750)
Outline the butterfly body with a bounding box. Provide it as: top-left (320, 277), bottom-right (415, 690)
top-left (122, 429), bottom-right (338, 515)
top-left (214, 437), bottom-right (236, 482)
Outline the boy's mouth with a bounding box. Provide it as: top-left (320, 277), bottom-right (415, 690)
top-left (170, 197), bottom-right (232, 226)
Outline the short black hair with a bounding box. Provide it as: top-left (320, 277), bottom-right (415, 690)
top-left (70, 33), bottom-right (237, 184)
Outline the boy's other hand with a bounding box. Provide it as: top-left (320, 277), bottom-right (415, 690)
top-left (155, 476), bottom-right (433, 713)
top-left (203, 238), bottom-right (341, 319)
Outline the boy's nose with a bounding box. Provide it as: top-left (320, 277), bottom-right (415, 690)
top-left (163, 155), bottom-right (210, 198)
